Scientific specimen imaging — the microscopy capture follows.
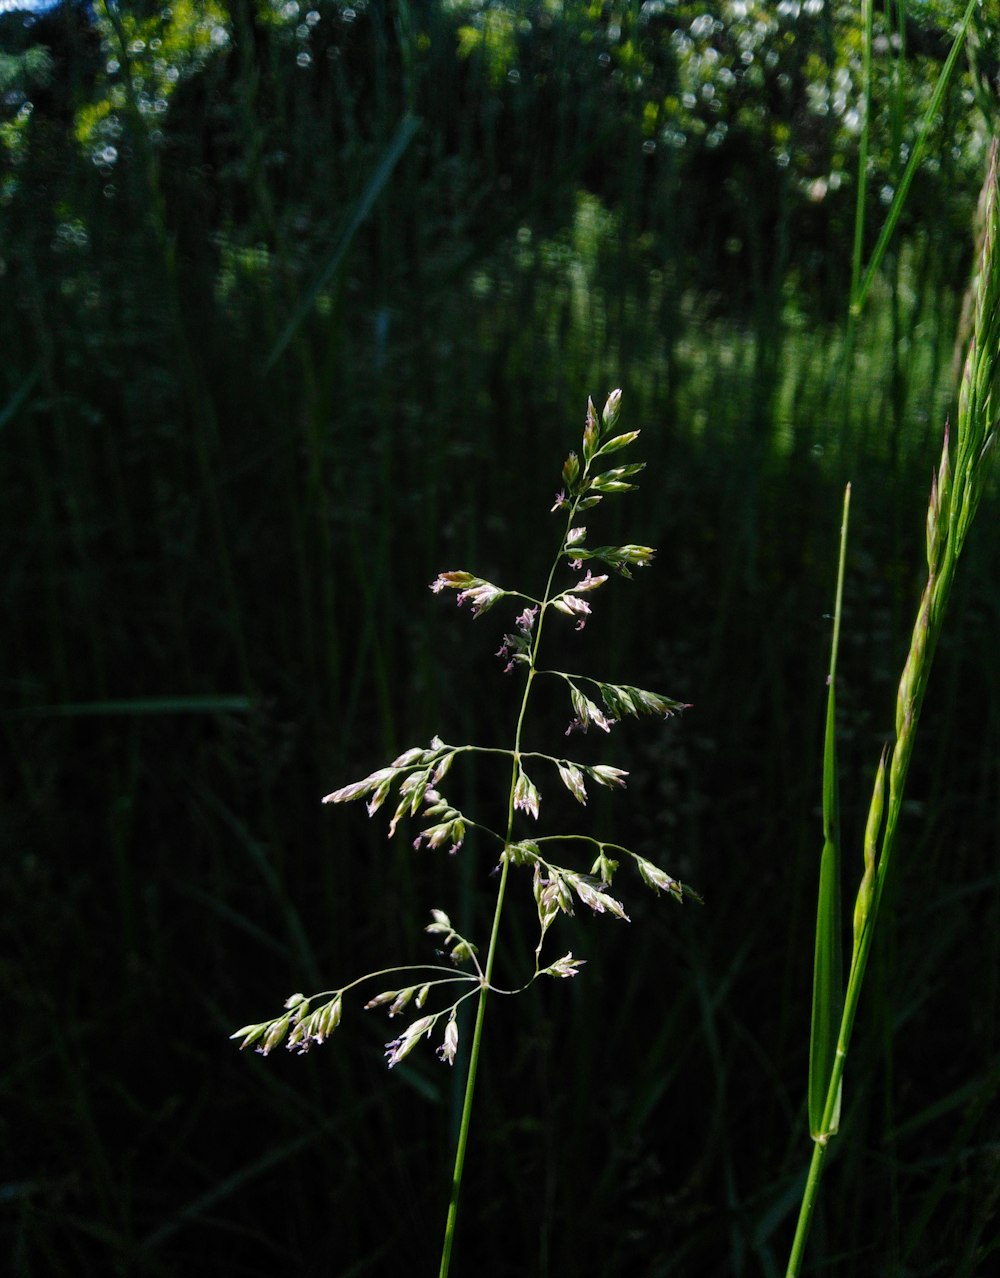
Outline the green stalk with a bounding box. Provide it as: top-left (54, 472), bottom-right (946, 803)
top-left (437, 496), bottom-right (585, 1278)
top-left (849, 0), bottom-right (874, 313)
top-left (436, 852), bottom-right (510, 1278)
top-left (787, 141), bottom-right (999, 1277)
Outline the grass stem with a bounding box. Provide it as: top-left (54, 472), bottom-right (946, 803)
top-left (437, 495), bottom-right (585, 1276)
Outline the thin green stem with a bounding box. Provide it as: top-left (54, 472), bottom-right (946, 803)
top-left (337, 964), bottom-right (479, 1000)
top-left (437, 498), bottom-right (582, 1277)
top-left (787, 1136), bottom-right (831, 1275)
top-left (436, 851), bottom-right (510, 1278)
top-left (849, 0), bottom-right (873, 314)
top-left (534, 833), bottom-right (605, 847)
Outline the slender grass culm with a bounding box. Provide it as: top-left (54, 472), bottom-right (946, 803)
top-left (789, 140), bottom-right (1000, 1277)
top-left (231, 391), bottom-right (698, 1277)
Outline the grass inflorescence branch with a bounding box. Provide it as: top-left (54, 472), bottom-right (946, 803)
top-left (232, 389), bottom-right (696, 1278)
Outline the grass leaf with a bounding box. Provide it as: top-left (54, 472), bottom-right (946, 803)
top-left (807, 484), bottom-right (850, 1140)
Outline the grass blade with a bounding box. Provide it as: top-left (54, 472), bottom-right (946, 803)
top-left (0, 367), bottom-right (40, 432)
top-left (851, 0), bottom-right (980, 316)
top-left (264, 112), bottom-right (421, 371)
top-left (5, 695), bottom-right (253, 718)
top-left (807, 484), bottom-right (850, 1139)
top-left (849, 0), bottom-right (874, 309)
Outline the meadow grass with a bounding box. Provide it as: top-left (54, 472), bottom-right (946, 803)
top-left (2, 4), bottom-right (998, 1274)
top-left (5, 255), bottom-right (996, 1273)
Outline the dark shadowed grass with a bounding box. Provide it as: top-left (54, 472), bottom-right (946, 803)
top-left (2, 3), bottom-right (998, 1272)
top-left (5, 255), bottom-right (997, 1274)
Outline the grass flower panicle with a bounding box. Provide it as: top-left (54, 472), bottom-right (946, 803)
top-left (233, 390), bottom-right (696, 1277)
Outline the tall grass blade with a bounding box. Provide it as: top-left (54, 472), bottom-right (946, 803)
top-left (264, 112), bottom-right (421, 371)
top-left (807, 483), bottom-right (850, 1140)
top-left (7, 696), bottom-right (253, 718)
top-left (787, 139), bottom-right (1000, 1278)
top-left (849, 0), bottom-right (874, 309)
top-left (140, 1125), bottom-right (345, 1251)
top-left (851, 0), bottom-right (981, 316)
top-left (0, 367), bottom-right (39, 432)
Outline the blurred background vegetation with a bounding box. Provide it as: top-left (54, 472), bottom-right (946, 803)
top-left (1, 1), bottom-right (998, 1274)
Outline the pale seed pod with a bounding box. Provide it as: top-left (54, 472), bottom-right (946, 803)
top-left (364, 989), bottom-right (399, 1010)
top-left (437, 1015), bottom-right (459, 1066)
top-left (316, 997), bottom-right (342, 1039)
top-left (583, 398), bottom-right (599, 462)
top-left (602, 388), bottom-right (622, 430)
top-left (854, 750), bottom-right (887, 947)
top-left (260, 1016), bottom-right (291, 1055)
top-left (926, 469), bottom-right (939, 572)
top-left (389, 988), bottom-right (415, 1018)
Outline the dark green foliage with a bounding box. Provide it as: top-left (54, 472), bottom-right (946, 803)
top-left (1, 2), bottom-right (998, 1275)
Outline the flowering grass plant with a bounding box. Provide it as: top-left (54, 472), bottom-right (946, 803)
top-left (232, 390), bottom-right (697, 1275)
top-left (789, 140), bottom-right (1000, 1276)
